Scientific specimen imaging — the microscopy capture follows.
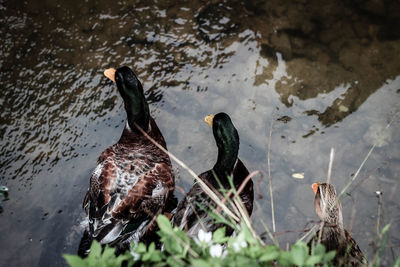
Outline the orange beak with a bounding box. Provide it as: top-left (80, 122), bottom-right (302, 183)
top-left (311, 183), bottom-right (320, 195)
top-left (204, 115), bottom-right (214, 128)
top-left (104, 68), bottom-right (116, 82)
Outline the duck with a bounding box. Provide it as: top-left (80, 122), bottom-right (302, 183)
top-left (308, 183), bottom-right (367, 266)
top-left (79, 66), bottom-right (175, 256)
top-left (172, 112), bottom-right (254, 238)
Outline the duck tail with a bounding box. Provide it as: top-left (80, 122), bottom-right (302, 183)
top-left (77, 230), bottom-right (93, 258)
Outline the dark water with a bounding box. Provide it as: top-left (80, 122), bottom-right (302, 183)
top-left (0, 0), bottom-right (399, 266)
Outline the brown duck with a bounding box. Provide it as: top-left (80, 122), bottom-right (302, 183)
top-left (79, 67), bottom-right (175, 255)
top-left (309, 183), bottom-right (367, 266)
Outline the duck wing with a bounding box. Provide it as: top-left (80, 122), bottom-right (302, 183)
top-left (343, 230), bottom-right (367, 266)
top-left (307, 228), bottom-right (367, 266)
top-left (233, 159), bottom-right (254, 216)
top-left (172, 171), bottom-right (225, 237)
top-left (84, 142), bottom-right (174, 246)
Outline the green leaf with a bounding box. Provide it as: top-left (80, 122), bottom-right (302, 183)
top-left (136, 242), bottom-right (147, 254)
top-left (259, 251), bottom-right (279, 262)
top-left (323, 251), bottom-right (336, 262)
top-left (393, 256), bottom-right (400, 267)
top-left (115, 251), bottom-right (133, 266)
top-left (157, 214), bottom-right (173, 233)
top-left (242, 224), bottom-right (254, 243)
top-left (311, 242), bottom-right (326, 256)
top-left (167, 256), bottom-right (185, 267)
top-left (101, 245), bottom-right (115, 260)
top-left (259, 246), bottom-right (279, 262)
top-left (278, 250), bottom-right (292, 266)
top-left (235, 255), bottom-right (254, 265)
top-left (213, 227), bottom-right (227, 243)
top-left (305, 255), bottom-right (322, 266)
top-left (90, 240), bottom-right (102, 258)
top-left (150, 250), bottom-right (163, 262)
top-left (290, 242), bottom-right (307, 266)
top-left (142, 252), bottom-right (151, 261)
top-left (163, 237), bottom-right (184, 255)
top-left (190, 259), bottom-right (209, 267)
top-left (148, 242), bottom-right (155, 253)
top-left (63, 254), bottom-right (86, 267)
top-left (381, 224), bottom-right (391, 235)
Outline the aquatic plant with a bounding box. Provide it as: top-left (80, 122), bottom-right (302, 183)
top-left (64, 215), bottom-right (337, 267)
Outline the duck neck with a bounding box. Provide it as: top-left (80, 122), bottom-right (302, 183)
top-left (323, 204), bottom-right (344, 229)
top-left (321, 206), bottom-right (345, 247)
top-left (213, 140), bottom-right (239, 180)
top-left (320, 224), bottom-right (346, 251)
top-left (124, 91), bottom-right (150, 132)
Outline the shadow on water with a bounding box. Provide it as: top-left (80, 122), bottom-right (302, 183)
top-left (0, 0), bottom-right (399, 266)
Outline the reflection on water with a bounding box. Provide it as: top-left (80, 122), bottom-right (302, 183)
top-left (0, 0), bottom-right (399, 266)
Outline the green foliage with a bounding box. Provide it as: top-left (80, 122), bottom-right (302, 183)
top-left (64, 215), bottom-right (338, 267)
top-left (63, 242), bottom-right (132, 267)
top-left (213, 227), bottom-right (228, 244)
top-left (394, 256), bottom-right (400, 267)
top-left (371, 223), bottom-right (392, 267)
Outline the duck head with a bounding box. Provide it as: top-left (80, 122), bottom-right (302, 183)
top-left (104, 66), bottom-right (150, 131)
top-left (312, 183), bottom-right (343, 227)
top-left (205, 112), bottom-right (239, 179)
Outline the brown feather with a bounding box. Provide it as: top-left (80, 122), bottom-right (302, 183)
top-left (82, 117), bottom-right (174, 250)
top-left (308, 183), bottom-right (367, 266)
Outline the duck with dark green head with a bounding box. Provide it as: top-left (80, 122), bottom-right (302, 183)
top-left (172, 112), bottom-right (254, 237)
top-left (79, 66), bottom-right (175, 256)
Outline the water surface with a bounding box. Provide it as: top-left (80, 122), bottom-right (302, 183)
top-left (0, 0), bottom-right (399, 266)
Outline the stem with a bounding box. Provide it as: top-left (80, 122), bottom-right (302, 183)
top-left (134, 123), bottom-right (240, 222)
top-left (267, 120), bottom-right (276, 232)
